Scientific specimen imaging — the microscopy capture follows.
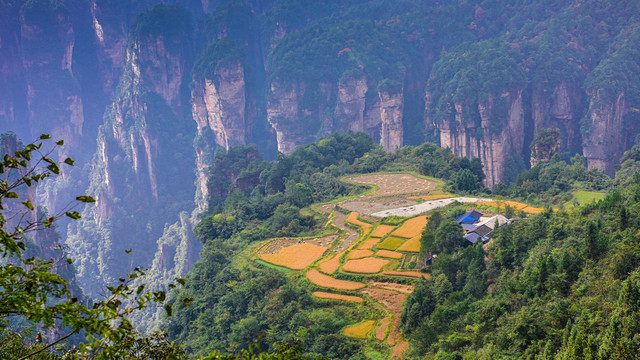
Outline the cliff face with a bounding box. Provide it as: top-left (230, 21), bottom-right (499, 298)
top-left (379, 90), bottom-right (404, 151)
top-left (531, 81), bottom-right (582, 154)
top-left (192, 61), bottom-right (247, 150)
top-left (66, 4), bottom-right (197, 296)
top-left (266, 77), bottom-right (405, 154)
top-left (582, 90), bottom-right (629, 176)
top-left (90, 0), bottom-right (129, 98)
top-left (437, 90), bottom-right (525, 187)
top-left (19, 2), bottom-right (85, 150)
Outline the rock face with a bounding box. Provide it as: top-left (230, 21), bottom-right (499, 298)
top-left (437, 90), bottom-right (525, 187)
top-left (19, 1), bottom-right (85, 149)
top-left (582, 90), bottom-right (629, 176)
top-left (66, 5), bottom-right (197, 296)
top-left (531, 81), bottom-right (582, 154)
top-left (192, 61), bottom-right (247, 150)
top-left (266, 77), bottom-right (405, 154)
top-left (379, 90), bottom-right (404, 151)
top-left (530, 128), bottom-right (561, 167)
top-left (90, 0), bottom-right (129, 98)
top-left (191, 60), bottom-right (249, 209)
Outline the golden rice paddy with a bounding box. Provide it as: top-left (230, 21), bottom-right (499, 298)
top-left (397, 235), bottom-right (421, 252)
top-left (260, 243), bottom-right (328, 270)
top-left (382, 271), bottom-right (430, 279)
top-left (370, 225), bottom-right (395, 238)
top-left (391, 216), bottom-right (427, 238)
top-left (376, 237), bottom-right (407, 251)
top-left (343, 320), bottom-right (376, 339)
top-left (306, 269), bottom-right (365, 290)
top-left (318, 251), bottom-right (344, 274)
top-left (376, 250), bottom-right (403, 259)
top-left (376, 317), bottom-right (390, 341)
top-left (347, 212), bottom-right (372, 233)
top-left (348, 249), bottom-right (374, 259)
top-left (343, 257), bottom-right (389, 274)
top-left (312, 291), bottom-right (363, 303)
top-left (358, 238), bottom-right (380, 250)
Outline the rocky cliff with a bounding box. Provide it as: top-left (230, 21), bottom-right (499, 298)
top-left (66, 4), bottom-right (198, 296)
top-left (436, 90), bottom-right (525, 187)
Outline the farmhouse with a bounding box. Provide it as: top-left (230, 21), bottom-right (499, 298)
top-left (459, 213), bottom-right (510, 245)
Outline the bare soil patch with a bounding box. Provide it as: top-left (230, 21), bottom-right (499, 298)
top-left (392, 341), bottom-right (409, 359)
top-left (368, 281), bottom-right (414, 294)
top-left (383, 271), bottom-right (430, 279)
top-left (361, 288), bottom-right (407, 313)
top-left (259, 235), bottom-right (337, 255)
top-left (376, 317), bottom-right (390, 341)
top-left (345, 174), bottom-right (436, 196)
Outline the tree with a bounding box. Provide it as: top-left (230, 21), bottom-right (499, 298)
top-left (0, 134), bottom-right (187, 359)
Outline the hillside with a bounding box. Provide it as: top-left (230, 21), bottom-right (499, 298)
top-left (164, 132), bottom-right (635, 359)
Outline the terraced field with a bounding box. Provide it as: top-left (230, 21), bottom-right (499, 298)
top-left (253, 172), bottom-right (541, 358)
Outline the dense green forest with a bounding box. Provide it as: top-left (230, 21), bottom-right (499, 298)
top-left (163, 131), bottom-right (640, 359)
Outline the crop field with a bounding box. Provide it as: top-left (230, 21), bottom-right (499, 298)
top-left (408, 194), bottom-right (454, 201)
top-left (391, 216), bottom-right (427, 238)
top-left (348, 249), bottom-right (374, 259)
top-left (376, 317), bottom-right (390, 340)
top-left (345, 173), bottom-right (436, 196)
top-left (376, 250), bottom-right (403, 259)
top-left (368, 282), bottom-right (414, 294)
top-left (318, 251), bottom-right (344, 274)
top-left (347, 212), bottom-right (372, 233)
top-left (392, 342), bottom-right (409, 358)
top-left (343, 320), bottom-right (376, 339)
top-left (358, 238), bottom-right (380, 250)
top-left (370, 225), bottom-right (395, 238)
top-left (376, 237), bottom-right (407, 250)
top-left (313, 291), bottom-right (363, 303)
top-left (397, 235), bottom-right (421, 252)
top-left (343, 257), bottom-right (389, 273)
top-left (382, 271), bottom-right (429, 279)
top-left (259, 243), bottom-right (328, 269)
top-left (306, 269), bottom-right (366, 290)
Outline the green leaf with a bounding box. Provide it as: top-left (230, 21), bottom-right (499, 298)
top-left (76, 195), bottom-right (96, 203)
top-left (56, 140), bottom-right (64, 145)
top-left (64, 158), bottom-right (74, 166)
top-left (176, 278), bottom-right (186, 286)
top-left (6, 192), bottom-right (18, 198)
top-left (183, 297), bottom-right (194, 307)
top-left (22, 200), bottom-right (34, 211)
top-left (164, 304), bottom-right (172, 316)
top-left (40, 134), bottom-right (51, 139)
top-left (125, 248), bottom-right (132, 254)
top-left (65, 211), bottom-right (81, 220)
top-left (47, 164), bottom-right (60, 174)
top-left (65, 258), bottom-right (73, 264)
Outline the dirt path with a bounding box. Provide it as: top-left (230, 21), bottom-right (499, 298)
top-left (329, 208), bottom-right (360, 253)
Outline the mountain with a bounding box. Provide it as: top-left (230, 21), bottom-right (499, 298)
top-left (1, 0), bottom-right (640, 329)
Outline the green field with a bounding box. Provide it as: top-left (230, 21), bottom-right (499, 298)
top-left (376, 237), bottom-right (407, 250)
